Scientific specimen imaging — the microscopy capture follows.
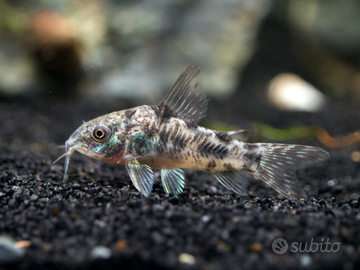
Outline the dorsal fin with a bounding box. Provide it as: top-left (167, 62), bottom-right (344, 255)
top-left (158, 65), bottom-right (208, 123)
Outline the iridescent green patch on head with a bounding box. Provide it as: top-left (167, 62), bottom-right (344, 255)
top-left (102, 136), bottom-right (125, 158)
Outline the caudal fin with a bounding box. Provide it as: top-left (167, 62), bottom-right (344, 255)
top-left (253, 143), bottom-right (330, 199)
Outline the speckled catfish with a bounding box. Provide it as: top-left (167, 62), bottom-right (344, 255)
top-left (55, 65), bottom-right (330, 199)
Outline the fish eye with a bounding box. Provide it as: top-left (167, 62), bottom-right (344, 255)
top-left (92, 125), bottom-right (111, 142)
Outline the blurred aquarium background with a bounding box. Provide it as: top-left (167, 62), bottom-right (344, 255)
top-left (2, 0), bottom-right (360, 147)
top-left (0, 0), bottom-right (270, 100)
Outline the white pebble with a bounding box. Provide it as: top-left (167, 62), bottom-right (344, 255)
top-left (90, 246), bottom-right (112, 260)
top-left (178, 253), bottom-right (196, 265)
top-left (0, 237), bottom-right (25, 263)
top-left (300, 254), bottom-right (312, 267)
top-left (268, 73), bottom-right (326, 112)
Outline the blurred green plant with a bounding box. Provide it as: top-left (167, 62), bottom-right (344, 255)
top-left (203, 118), bottom-right (240, 132)
top-left (253, 122), bottom-right (316, 141)
top-left (205, 118), bottom-right (316, 142)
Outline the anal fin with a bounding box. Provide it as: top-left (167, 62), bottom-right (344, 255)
top-left (214, 171), bottom-right (248, 196)
top-left (126, 159), bottom-right (154, 197)
top-left (161, 168), bottom-right (186, 196)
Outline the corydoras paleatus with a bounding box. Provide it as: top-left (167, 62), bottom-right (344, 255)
top-left (54, 65), bottom-right (330, 199)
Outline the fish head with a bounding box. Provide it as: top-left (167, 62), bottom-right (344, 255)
top-left (57, 115), bottom-right (127, 180)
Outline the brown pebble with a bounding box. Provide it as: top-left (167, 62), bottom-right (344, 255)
top-left (249, 242), bottom-right (262, 252)
top-left (15, 240), bottom-right (31, 248)
top-left (116, 239), bottom-right (128, 251)
top-left (43, 243), bottom-right (52, 251)
top-left (52, 206), bottom-right (60, 214)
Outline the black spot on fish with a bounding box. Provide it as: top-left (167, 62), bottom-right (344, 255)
top-left (150, 105), bottom-right (161, 118)
top-left (207, 160), bottom-right (216, 168)
top-left (243, 153), bottom-right (261, 171)
top-left (179, 136), bottom-right (186, 149)
top-left (244, 153), bottom-right (255, 162)
top-left (215, 131), bottom-right (232, 143)
top-left (212, 144), bottom-right (222, 153)
top-left (160, 131), bottom-right (170, 145)
top-left (172, 135), bottom-right (183, 152)
top-left (182, 134), bottom-right (190, 146)
top-left (197, 141), bottom-right (206, 150)
top-left (125, 123), bottom-right (137, 133)
top-left (132, 134), bottom-right (150, 156)
top-left (202, 142), bottom-right (213, 152)
top-left (231, 145), bottom-right (239, 153)
top-left (243, 143), bottom-right (259, 151)
top-left (223, 163), bottom-right (234, 171)
top-left (198, 140), bottom-right (228, 159)
top-left (158, 124), bottom-right (168, 144)
top-left (155, 141), bottom-right (165, 154)
top-left (145, 121), bottom-right (157, 138)
top-left (157, 104), bottom-right (177, 120)
top-left (125, 109), bottom-right (136, 119)
top-left (146, 127), bottom-right (156, 138)
top-left (185, 121), bottom-right (198, 130)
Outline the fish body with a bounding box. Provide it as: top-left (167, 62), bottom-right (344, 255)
top-left (58, 65), bottom-right (330, 199)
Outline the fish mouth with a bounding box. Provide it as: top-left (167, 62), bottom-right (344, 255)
top-left (53, 130), bottom-right (80, 181)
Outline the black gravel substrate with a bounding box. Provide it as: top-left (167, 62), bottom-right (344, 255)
top-left (1, 95), bottom-right (360, 270)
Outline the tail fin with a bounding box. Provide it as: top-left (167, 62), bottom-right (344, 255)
top-left (253, 143), bottom-right (330, 199)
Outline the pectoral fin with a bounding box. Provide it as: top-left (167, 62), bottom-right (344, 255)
top-left (126, 159), bottom-right (154, 197)
top-left (214, 171), bottom-right (248, 196)
top-left (161, 168), bottom-right (186, 196)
